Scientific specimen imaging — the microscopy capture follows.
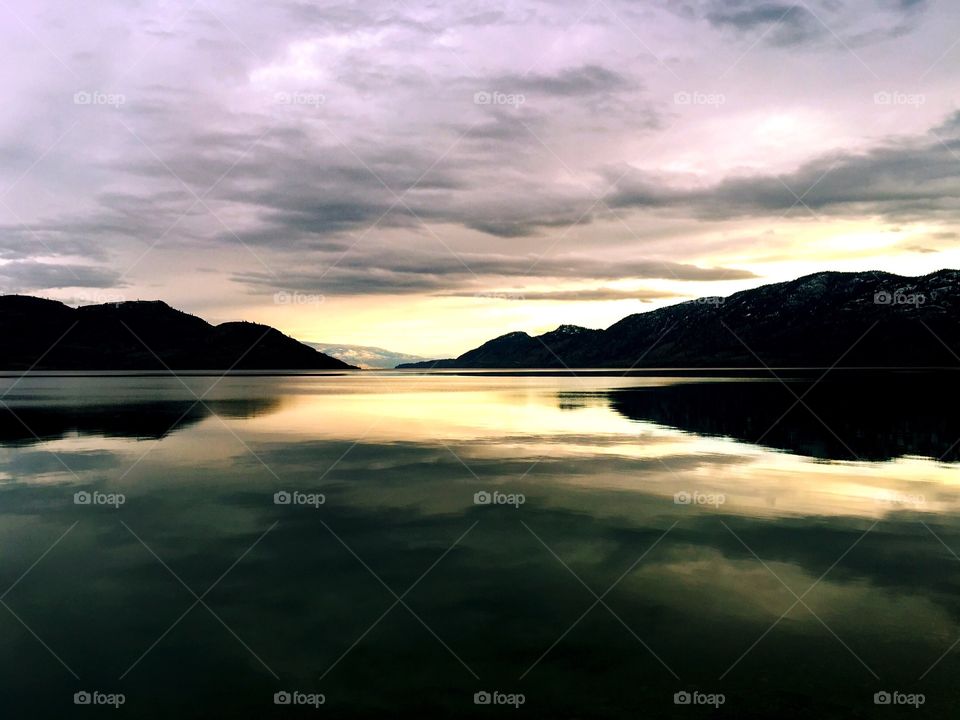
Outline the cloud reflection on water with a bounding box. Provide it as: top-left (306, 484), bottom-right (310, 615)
top-left (0, 374), bottom-right (958, 718)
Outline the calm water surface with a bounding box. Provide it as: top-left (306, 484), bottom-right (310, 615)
top-left (1, 371), bottom-right (958, 718)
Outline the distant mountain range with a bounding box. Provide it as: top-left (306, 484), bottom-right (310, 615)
top-left (398, 270), bottom-right (960, 368)
top-left (0, 296), bottom-right (355, 370)
top-left (305, 342), bottom-right (426, 369)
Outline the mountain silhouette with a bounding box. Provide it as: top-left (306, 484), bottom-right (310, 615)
top-left (0, 296), bottom-right (356, 370)
top-left (398, 270), bottom-right (960, 368)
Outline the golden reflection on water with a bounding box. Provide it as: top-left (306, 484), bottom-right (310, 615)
top-left (2, 374), bottom-right (948, 522)
top-left (2, 374), bottom-right (960, 718)
top-left (5, 375), bottom-right (936, 518)
top-left (224, 375), bottom-right (955, 519)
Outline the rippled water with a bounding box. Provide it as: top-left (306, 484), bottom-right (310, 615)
top-left (1, 371), bottom-right (958, 718)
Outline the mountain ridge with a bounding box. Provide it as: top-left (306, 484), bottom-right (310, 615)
top-left (0, 296), bottom-right (356, 371)
top-left (397, 270), bottom-right (960, 369)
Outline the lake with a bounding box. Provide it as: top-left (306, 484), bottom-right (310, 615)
top-left (1, 370), bottom-right (958, 718)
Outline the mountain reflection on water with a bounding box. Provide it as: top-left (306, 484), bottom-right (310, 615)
top-left (605, 371), bottom-right (960, 461)
top-left (0, 372), bottom-right (958, 719)
top-left (0, 397), bottom-right (283, 445)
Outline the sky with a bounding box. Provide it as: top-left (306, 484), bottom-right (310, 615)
top-left (1, 0), bottom-right (960, 357)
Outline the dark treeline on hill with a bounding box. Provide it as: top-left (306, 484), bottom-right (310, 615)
top-left (0, 296), bottom-right (355, 371)
top-left (399, 270), bottom-right (960, 369)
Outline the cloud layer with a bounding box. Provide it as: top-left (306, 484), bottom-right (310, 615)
top-left (0, 0), bottom-right (958, 350)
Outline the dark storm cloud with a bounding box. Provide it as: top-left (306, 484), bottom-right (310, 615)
top-left (160, 110), bottom-right (611, 242)
top-left (876, 0), bottom-right (929, 16)
top-left (0, 188), bottom-right (207, 264)
top-left (232, 253), bottom-right (754, 295)
top-left (0, 0), bottom-right (951, 307)
top-left (135, 98), bottom-right (960, 298)
top-left (0, 226), bottom-right (109, 261)
top-left (0, 261), bottom-right (122, 292)
top-left (705, 0), bottom-right (930, 46)
top-left (110, 92), bottom-right (960, 263)
top-left (444, 287), bottom-right (683, 301)
top-left (607, 112), bottom-right (960, 221)
top-left (706, 2), bottom-right (823, 47)
top-left (491, 65), bottom-right (633, 96)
